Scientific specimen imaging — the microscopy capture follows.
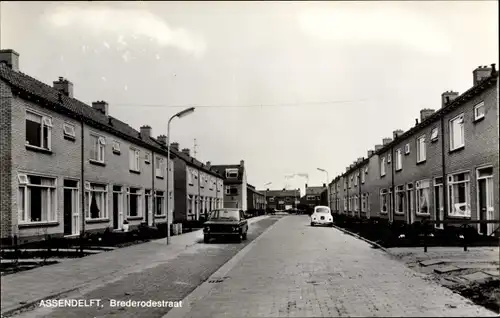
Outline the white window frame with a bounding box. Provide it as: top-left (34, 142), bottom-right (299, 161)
top-left (85, 182), bottom-right (108, 220)
top-left (112, 140), bottom-right (121, 154)
top-left (354, 195), bottom-right (359, 212)
top-left (447, 171), bottom-right (471, 217)
top-left (226, 168), bottom-right (239, 178)
top-left (415, 180), bottom-right (431, 215)
top-left (200, 173), bottom-right (205, 188)
top-left (25, 110), bottom-right (53, 150)
top-left (473, 101), bottom-right (485, 121)
top-left (129, 147), bottom-right (140, 172)
top-left (155, 190), bottom-right (165, 216)
top-left (343, 197), bottom-right (347, 211)
top-left (404, 143), bottom-right (410, 155)
top-left (187, 169), bottom-right (194, 185)
top-left (430, 127), bottom-right (438, 142)
top-left (155, 156), bottom-right (164, 178)
top-left (354, 173), bottom-right (358, 186)
top-left (63, 122), bottom-right (76, 138)
top-left (90, 134), bottom-right (106, 163)
top-left (361, 194), bottom-right (367, 212)
top-left (395, 185), bottom-right (405, 214)
top-left (380, 157), bottom-right (386, 176)
top-left (395, 149), bottom-right (402, 171)
top-left (416, 135), bottom-right (426, 163)
top-left (449, 113), bottom-right (465, 151)
top-left (380, 189), bottom-right (388, 214)
top-left (17, 173), bottom-right (57, 224)
top-left (361, 172), bottom-right (365, 184)
top-left (126, 187), bottom-right (142, 218)
top-left (145, 152), bottom-right (151, 164)
top-left (387, 154), bottom-right (392, 163)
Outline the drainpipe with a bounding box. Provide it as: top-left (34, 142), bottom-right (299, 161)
top-left (80, 116), bottom-right (85, 253)
top-left (391, 146), bottom-right (395, 224)
top-left (440, 112), bottom-right (448, 227)
top-left (151, 151), bottom-right (155, 227)
top-left (358, 169), bottom-right (362, 218)
top-left (197, 169), bottom-right (201, 221)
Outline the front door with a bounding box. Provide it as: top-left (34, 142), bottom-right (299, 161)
top-left (434, 184), bottom-right (444, 229)
top-left (406, 187), bottom-right (414, 224)
top-left (477, 167), bottom-right (494, 235)
top-left (113, 186), bottom-right (123, 230)
top-left (63, 180), bottom-right (79, 236)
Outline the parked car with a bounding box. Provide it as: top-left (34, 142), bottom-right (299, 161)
top-left (310, 206), bottom-right (333, 226)
top-left (203, 209), bottom-right (249, 243)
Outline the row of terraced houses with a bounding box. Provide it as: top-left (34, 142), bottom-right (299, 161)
top-left (0, 49), bottom-right (265, 245)
top-left (327, 64), bottom-right (499, 237)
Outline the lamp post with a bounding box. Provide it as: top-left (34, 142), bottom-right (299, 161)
top-left (166, 107), bottom-right (195, 244)
top-left (317, 168), bottom-right (330, 209)
top-left (264, 182), bottom-right (271, 214)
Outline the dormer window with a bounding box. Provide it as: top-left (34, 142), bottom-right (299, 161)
top-left (226, 168), bottom-right (239, 178)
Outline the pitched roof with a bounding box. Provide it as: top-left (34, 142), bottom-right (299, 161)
top-left (0, 63), bottom-right (224, 178)
top-left (260, 189), bottom-right (300, 197)
top-left (306, 186), bottom-right (326, 195)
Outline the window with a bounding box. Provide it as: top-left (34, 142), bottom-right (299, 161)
top-left (416, 180), bottom-right (431, 215)
top-left (155, 157), bottom-right (164, 177)
top-left (155, 191), bottom-right (165, 216)
top-left (354, 195), bottom-right (359, 211)
top-left (380, 157), bottom-right (386, 176)
top-left (127, 188), bottom-right (142, 217)
top-left (387, 154), bottom-right (392, 163)
top-left (129, 148), bottom-right (140, 171)
top-left (25, 110), bottom-right (52, 150)
top-left (395, 185), bottom-right (404, 214)
top-left (187, 169), bottom-right (194, 185)
top-left (63, 122), bottom-right (76, 139)
top-left (209, 177), bottom-right (214, 190)
top-left (145, 153), bottom-right (151, 164)
top-left (417, 135), bottom-right (426, 163)
top-left (112, 141), bottom-right (121, 154)
top-left (200, 173), bottom-right (205, 188)
top-left (354, 173), bottom-right (358, 186)
top-left (18, 174), bottom-right (57, 223)
top-left (395, 149), bottom-right (402, 171)
top-left (365, 167), bottom-right (368, 174)
top-left (145, 189), bottom-right (152, 216)
top-left (226, 186), bottom-right (238, 195)
top-left (380, 189), bottom-right (388, 213)
top-left (474, 101), bottom-right (485, 121)
top-left (361, 194), bottom-right (367, 212)
top-left (90, 134), bottom-right (106, 162)
top-left (269, 197), bottom-right (275, 203)
top-left (404, 143), bottom-right (410, 155)
top-left (85, 182), bottom-right (108, 219)
top-left (307, 195), bottom-right (315, 201)
top-left (449, 114), bottom-right (465, 151)
top-left (343, 197), bottom-right (347, 210)
top-left (226, 169), bottom-right (238, 178)
top-left (448, 172), bottom-right (470, 217)
top-left (430, 128), bottom-right (438, 142)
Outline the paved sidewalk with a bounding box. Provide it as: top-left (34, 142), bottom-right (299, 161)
top-left (167, 215), bottom-right (498, 317)
top-left (0, 215), bottom-right (269, 316)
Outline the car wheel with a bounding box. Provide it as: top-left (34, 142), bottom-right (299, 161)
top-left (204, 235), bottom-right (210, 243)
top-left (242, 232), bottom-right (247, 240)
top-left (237, 234), bottom-right (243, 243)
top-left (310, 222), bottom-right (314, 226)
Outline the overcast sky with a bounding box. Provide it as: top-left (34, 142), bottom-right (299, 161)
top-left (1, 1), bottom-right (498, 195)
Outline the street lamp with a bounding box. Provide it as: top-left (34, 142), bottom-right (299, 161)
top-left (166, 107), bottom-right (195, 244)
top-left (317, 168), bottom-right (330, 209)
top-left (264, 182), bottom-right (272, 214)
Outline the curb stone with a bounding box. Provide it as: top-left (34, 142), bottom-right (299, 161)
top-left (331, 223), bottom-right (393, 255)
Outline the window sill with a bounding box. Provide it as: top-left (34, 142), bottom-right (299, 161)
top-left (449, 145), bottom-right (465, 154)
top-left (145, 161), bottom-right (151, 165)
top-left (416, 160), bottom-right (426, 165)
top-left (380, 174), bottom-right (386, 178)
top-left (394, 211), bottom-right (405, 215)
top-left (415, 212), bottom-right (431, 216)
top-left (112, 150), bottom-right (121, 155)
top-left (430, 139), bottom-right (438, 143)
top-left (473, 116), bottom-right (485, 123)
top-left (89, 159), bottom-right (106, 167)
top-left (19, 221), bottom-right (59, 228)
top-left (447, 214), bottom-right (471, 219)
top-left (380, 211), bottom-right (388, 214)
top-left (26, 144), bottom-right (52, 154)
top-left (155, 215), bottom-right (166, 218)
top-left (86, 218), bottom-right (110, 224)
top-left (395, 168), bottom-right (402, 172)
top-left (188, 183), bottom-right (194, 186)
top-left (127, 216), bottom-right (143, 221)
top-left (156, 175), bottom-right (164, 179)
top-left (64, 135), bottom-right (76, 142)
top-left (129, 169), bottom-right (140, 174)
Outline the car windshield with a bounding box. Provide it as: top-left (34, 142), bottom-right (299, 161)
top-left (209, 210), bottom-right (240, 221)
top-left (315, 207), bottom-right (330, 214)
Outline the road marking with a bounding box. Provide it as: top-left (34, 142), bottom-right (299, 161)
top-left (163, 216), bottom-right (286, 318)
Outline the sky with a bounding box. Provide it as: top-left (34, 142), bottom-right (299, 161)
top-left (1, 1), bottom-right (498, 196)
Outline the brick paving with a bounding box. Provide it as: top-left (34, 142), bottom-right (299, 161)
top-left (167, 215), bottom-right (498, 317)
top-left (6, 216), bottom-right (280, 318)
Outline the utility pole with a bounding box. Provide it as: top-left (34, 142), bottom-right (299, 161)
top-left (193, 138), bottom-right (198, 158)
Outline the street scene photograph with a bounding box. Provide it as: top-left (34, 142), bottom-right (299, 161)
top-left (0, 1), bottom-right (499, 317)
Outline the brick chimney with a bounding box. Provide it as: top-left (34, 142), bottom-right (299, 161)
top-left (240, 160), bottom-right (244, 167)
top-left (473, 65), bottom-right (493, 86)
top-left (367, 150), bottom-right (374, 157)
top-left (54, 77), bottom-right (74, 98)
top-left (382, 138), bottom-right (392, 145)
top-left (140, 125), bottom-right (152, 139)
top-left (374, 144), bottom-right (383, 151)
top-left (420, 109), bottom-right (435, 122)
top-left (92, 101), bottom-right (108, 116)
top-left (441, 91), bottom-right (459, 108)
top-left (323, 183), bottom-right (326, 187)
top-left (357, 157), bottom-right (363, 163)
top-left (0, 49), bottom-right (20, 72)
top-left (206, 161), bottom-right (211, 168)
top-left (182, 148), bottom-right (190, 156)
top-left (170, 142), bottom-right (179, 151)
top-left (392, 130), bottom-right (404, 140)
top-left (157, 135), bottom-right (167, 145)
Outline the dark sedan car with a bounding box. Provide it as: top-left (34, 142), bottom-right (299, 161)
top-left (203, 209), bottom-right (248, 243)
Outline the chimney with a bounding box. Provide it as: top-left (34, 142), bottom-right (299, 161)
top-left (392, 129), bottom-right (404, 140)
top-left (367, 150), bottom-right (374, 157)
top-left (473, 65), bottom-right (493, 86)
top-left (267, 188), bottom-right (270, 191)
top-left (357, 157), bottom-right (363, 163)
top-left (140, 125), bottom-right (152, 139)
top-left (157, 135), bottom-right (167, 145)
top-left (91, 101), bottom-right (108, 116)
top-left (323, 183), bottom-right (326, 187)
top-left (182, 148), bottom-right (190, 156)
top-left (374, 144), bottom-right (383, 151)
top-left (441, 91), bottom-right (459, 108)
top-left (0, 49), bottom-right (20, 72)
top-left (53, 77), bottom-right (74, 98)
top-left (382, 138), bottom-right (392, 145)
top-left (170, 142), bottom-right (179, 151)
top-left (240, 160), bottom-right (244, 167)
top-left (415, 118), bottom-right (419, 126)
top-left (305, 183), bottom-right (308, 188)
top-left (206, 161), bottom-right (211, 168)
top-left (420, 109), bottom-right (435, 122)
